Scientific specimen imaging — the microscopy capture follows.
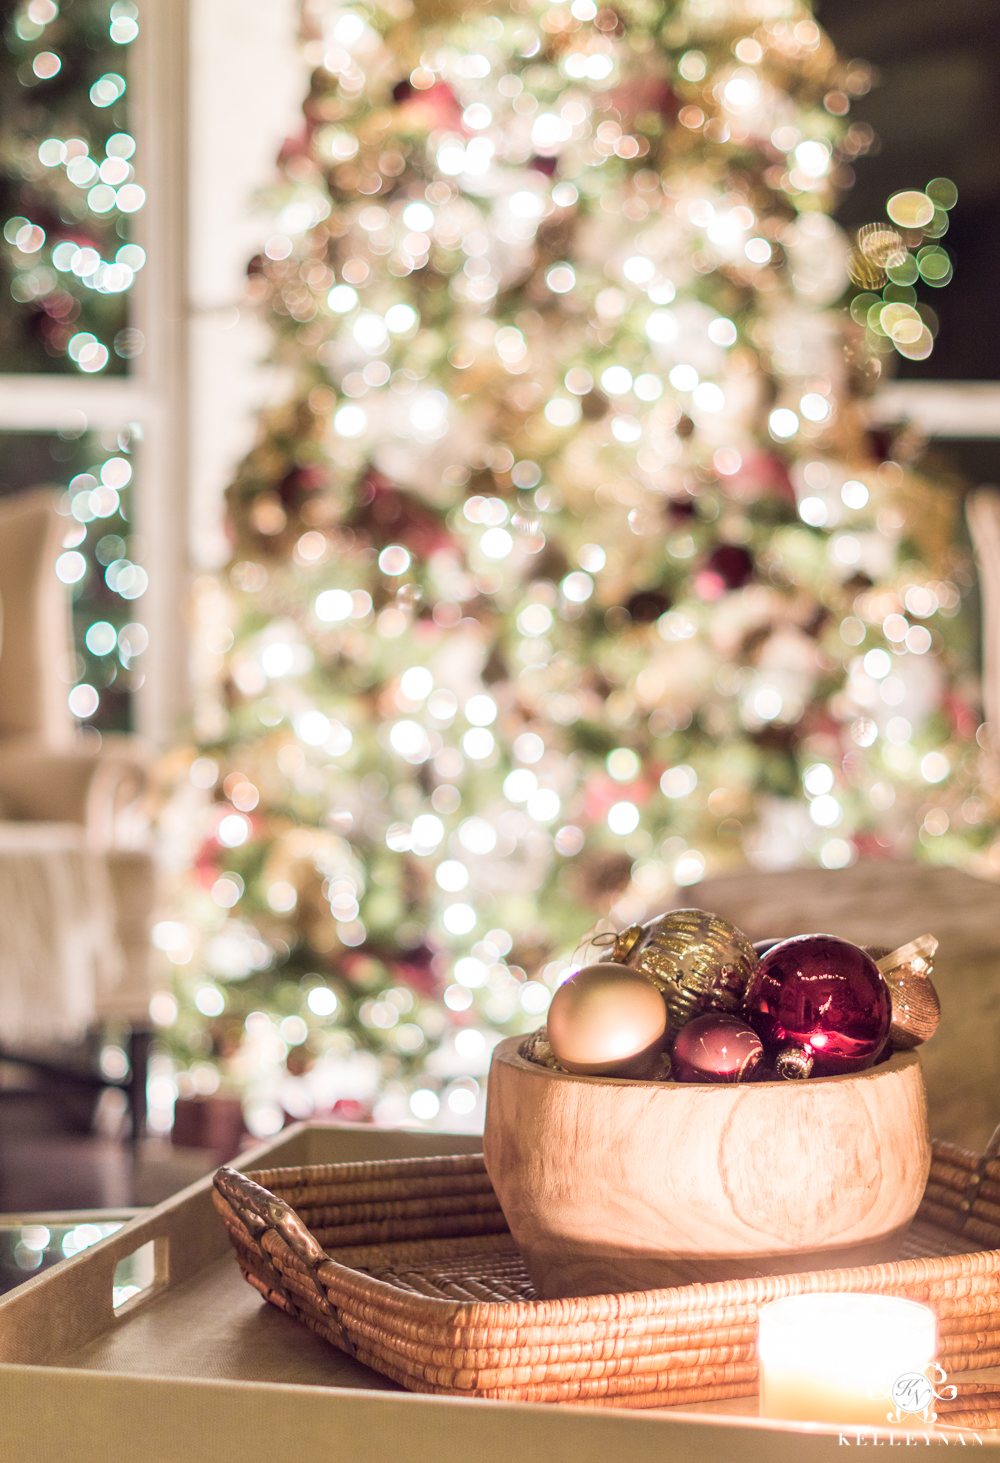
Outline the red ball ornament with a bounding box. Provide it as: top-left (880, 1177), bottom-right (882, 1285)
top-left (744, 934), bottom-right (891, 1077)
top-left (671, 1014), bottom-right (764, 1084)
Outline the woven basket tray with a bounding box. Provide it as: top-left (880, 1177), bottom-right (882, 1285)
top-left (213, 1138), bottom-right (1000, 1422)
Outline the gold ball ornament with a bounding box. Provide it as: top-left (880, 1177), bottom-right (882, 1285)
top-left (775, 1046), bottom-right (814, 1080)
top-left (612, 909), bottom-right (759, 1032)
top-left (872, 934), bottom-right (941, 1050)
top-left (546, 962), bottom-right (669, 1078)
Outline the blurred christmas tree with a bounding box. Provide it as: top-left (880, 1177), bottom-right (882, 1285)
top-left (158, 0), bottom-right (988, 1136)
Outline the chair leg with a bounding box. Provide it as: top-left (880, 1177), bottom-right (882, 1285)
top-left (127, 1028), bottom-right (151, 1144)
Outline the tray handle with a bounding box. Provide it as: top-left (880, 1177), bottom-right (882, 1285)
top-left (214, 1166), bottom-right (357, 1357)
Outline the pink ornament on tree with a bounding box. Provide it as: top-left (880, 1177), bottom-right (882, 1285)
top-left (744, 934), bottom-right (891, 1078)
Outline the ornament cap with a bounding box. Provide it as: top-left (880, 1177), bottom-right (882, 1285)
top-left (875, 933), bottom-right (939, 972)
top-left (612, 924), bottom-right (645, 963)
top-left (776, 1046), bottom-right (814, 1080)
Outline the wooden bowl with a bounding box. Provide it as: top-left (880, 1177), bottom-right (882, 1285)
top-left (483, 1036), bottom-right (930, 1299)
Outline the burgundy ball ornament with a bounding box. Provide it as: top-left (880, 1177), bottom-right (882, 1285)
top-left (671, 1014), bottom-right (764, 1084)
top-left (744, 934), bottom-right (891, 1078)
top-left (546, 963), bottom-right (669, 1078)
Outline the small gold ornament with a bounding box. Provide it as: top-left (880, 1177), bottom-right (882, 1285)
top-left (875, 934), bottom-right (940, 1050)
top-left (614, 909), bottom-right (759, 1032)
top-left (520, 1026), bottom-right (564, 1072)
top-left (520, 1024), bottom-right (673, 1081)
top-left (776, 1046), bottom-right (813, 1080)
top-left (857, 222), bottom-right (907, 269)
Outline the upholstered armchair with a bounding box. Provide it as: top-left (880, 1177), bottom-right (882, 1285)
top-left (0, 487), bottom-right (156, 1133)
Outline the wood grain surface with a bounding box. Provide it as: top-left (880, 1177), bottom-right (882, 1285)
top-left (484, 1039), bottom-right (930, 1299)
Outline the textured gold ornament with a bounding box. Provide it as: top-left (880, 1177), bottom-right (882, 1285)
top-left (847, 247), bottom-right (886, 291)
top-left (875, 934), bottom-right (940, 1050)
top-left (858, 222), bottom-right (907, 269)
top-left (616, 909), bottom-right (759, 1032)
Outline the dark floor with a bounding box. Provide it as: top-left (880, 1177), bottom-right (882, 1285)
top-left (0, 1095), bottom-right (217, 1213)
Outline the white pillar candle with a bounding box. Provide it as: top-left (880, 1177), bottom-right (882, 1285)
top-left (758, 1293), bottom-right (937, 1426)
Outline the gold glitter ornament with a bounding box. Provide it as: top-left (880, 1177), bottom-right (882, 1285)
top-left (612, 909), bottom-right (759, 1032)
top-left (857, 222), bottom-right (907, 269)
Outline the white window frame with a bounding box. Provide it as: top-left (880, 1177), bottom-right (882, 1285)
top-left (0, 0), bottom-right (188, 745)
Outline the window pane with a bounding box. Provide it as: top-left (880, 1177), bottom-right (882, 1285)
top-left (0, 426), bottom-right (143, 733)
top-left (0, 0), bottom-right (142, 375)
